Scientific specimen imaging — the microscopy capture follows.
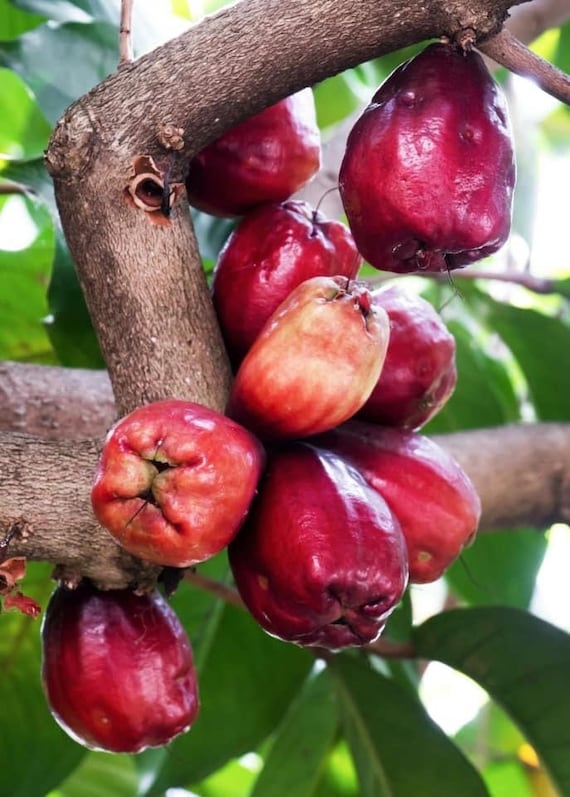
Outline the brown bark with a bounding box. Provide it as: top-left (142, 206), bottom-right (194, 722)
top-left (44, 0), bottom-right (517, 418)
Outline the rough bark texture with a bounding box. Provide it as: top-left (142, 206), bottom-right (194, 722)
top-left (44, 0), bottom-right (517, 418)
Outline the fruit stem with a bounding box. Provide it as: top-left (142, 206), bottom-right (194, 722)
top-left (478, 27), bottom-right (570, 107)
top-left (184, 569), bottom-right (245, 610)
top-left (366, 638), bottom-right (417, 659)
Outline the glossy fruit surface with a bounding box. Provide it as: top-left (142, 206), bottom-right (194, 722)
top-left (91, 399), bottom-right (265, 567)
top-left (212, 200), bottom-right (361, 365)
top-left (316, 422), bottom-right (480, 583)
top-left (229, 443), bottom-right (408, 648)
top-left (42, 581), bottom-right (199, 753)
top-left (339, 43), bottom-right (516, 272)
top-left (357, 283), bottom-right (456, 428)
top-left (226, 276), bottom-right (390, 441)
top-left (186, 89), bottom-right (321, 217)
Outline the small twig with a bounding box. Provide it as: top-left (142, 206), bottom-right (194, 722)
top-left (184, 569), bottom-right (245, 610)
top-left (414, 269), bottom-right (559, 295)
top-left (366, 637), bottom-right (417, 659)
top-left (119, 0), bottom-right (134, 65)
top-left (479, 27), bottom-right (570, 107)
top-left (0, 180), bottom-right (29, 197)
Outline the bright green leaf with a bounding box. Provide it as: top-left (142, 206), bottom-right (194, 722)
top-left (250, 669), bottom-right (339, 797)
top-left (414, 607), bottom-right (570, 796)
top-left (49, 750), bottom-right (138, 797)
top-left (0, 68), bottom-right (51, 158)
top-left (332, 655), bottom-right (489, 797)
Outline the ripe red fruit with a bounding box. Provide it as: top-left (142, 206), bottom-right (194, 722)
top-left (41, 581), bottom-right (199, 753)
top-left (316, 422), bottom-right (480, 583)
top-left (229, 443), bottom-right (408, 649)
top-left (357, 284), bottom-right (457, 429)
top-left (91, 399), bottom-right (265, 568)
top-left (212, 200), bottom-right (362, 365)
top-left (185, 89), bottom-right (321, 217)
top-left (226, 276), bottom-right (390, 441)
top-left (339, 43), bottom-right (516, 272)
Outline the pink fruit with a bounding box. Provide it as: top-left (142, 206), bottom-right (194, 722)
top-left (357, 283), bottom-right (457, 428)
top-left (91, 399), bottom-right (265, 568)
top-left (42, 581), bottom-right (199, 753)
top-left (229, 443), bottom-right (408, 649)
top-left (316, 422), bottom-right (480, 583)
top-left (339, 43), bottom-right (516, 272)
top-left (226, 276), bottom-right (390, 441)
top-left (186, 89), bottom-right (321, 217)
top-left (212, 200), bottom-right (361, 365)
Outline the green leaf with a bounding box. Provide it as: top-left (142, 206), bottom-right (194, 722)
top-left (332, 655), bottom-right (489, 797)
top-left (0, 21), bottom-right (118, 124)
top-left (482, 760), bottom-right (533, 797)
top-left (446, 529), bottom-right (548, 609)
top-left (138, 606), bottom-right (313, 794)
top-left (0, 196), bottom-right (55, 361)
top-left (314, 740), bottom-right (359, 797)
top-left (10, 0), bottom-right (115, 25)
top-left (424, 317), bottom-right (521, 433)
top-left (0, 563), bottom-right (86, 797)
top-left (49, 750), bottom-right (138, 797)
top-left (191, 758), bottom-right (260, 797)
top-left (45, 233), bottom-right (104, 368)
top-left (250, 669), bottom-right (339, 797)
top-left (414, 607), bottom-right (570, 796)
top-left (0, 0), bottom-right (45, 41)
top-left (0, 68), bottom-right (52, 158)
top-left (476, 298), bottom-right (570, 422)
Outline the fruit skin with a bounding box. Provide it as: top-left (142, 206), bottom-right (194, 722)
top-left (226, 276), bottom-right (391, 442)
top-left (41, 581), bottom-right (199, 753)
top-left (339, 43), bottom-right (516, 273)
top-left (185, 89), bottom-right (321, 217)
top-left (357, 283), bottom-right (457, 429)
top-left (228, 443), bottom-right (408, 649)
top-left (91, 399), bottom-right (265, 568)
top-left (212, 200), bottom-right (361, 365)
top-left (316, 422), bottom-right (480, 583)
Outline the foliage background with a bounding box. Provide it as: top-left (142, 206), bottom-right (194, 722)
top-left (1, 1), bottom-right (570, 795)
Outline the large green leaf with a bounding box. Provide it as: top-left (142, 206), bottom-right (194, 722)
top-left (475, 297), bottom-right (570, 422)
top-left (0, 67), bottom-right (51, 158)
top-left (414, 607), bottom-right (570, 796)
top-left (332, 655), bottom-right (489, 797)
top-left (0, 563), bottom-right (86, 797)
top-left (446, 529), bottom-right (548, 609)
top-left (250, 669), bottom-right (339, 797)
top-left (138, 605), bottom-right (313, 794)
top-left (0, 20), bottom-right (118, 124)
top-left (10, 0), bottom-right (117, 25)
top-left (0, 196), bottom-right (55, 361)
top-left (45, 233), bottom-right (104, 368)
top-left (49, 751), bottom-right (138, 797)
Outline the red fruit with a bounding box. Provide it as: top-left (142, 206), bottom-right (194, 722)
top-left (229, 443), bottom-right (408, 649)
top-left (316, 422), bottom-right (480, 583)
top-left (212, 200), bottom-right (361, 365)
top-left (226, 276), bottom-right (390, 442)
top-left (339, 43), bottom-right (516, 272)
top-left (186, 89), bottom-right (321, 217)
top-left (91, 399), bottom-right (265, 568)
top-left (41, 581), bottom-right (199, 753)
top-left (357, 284), bottom-right (456, 429)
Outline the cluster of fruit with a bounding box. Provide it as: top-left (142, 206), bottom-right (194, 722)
top-left (41, 41), bottom-right (515, 755)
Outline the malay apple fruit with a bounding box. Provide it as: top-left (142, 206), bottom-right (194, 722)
top-left (316, 421), bottom-right (481, 583)
top-left (357, 283), bottom-right (457, 428)
top-left (212, 200), bottom-right (362, 365)
top-left (41, 581), bottom-right (199, 753)
top-left (229, 442), bottom-right (408, 648)
top-left (226, 276), bottom-right (390, 441)
top-left (339, 42), bottom-right (516, 272)
top-left (185, 89), bottom-right (321, 217)
top-left (91, 399), bottom-right (265, 567)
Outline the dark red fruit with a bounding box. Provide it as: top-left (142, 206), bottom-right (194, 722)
top-left (91, 399), bottom-right (265, 568)
top-left (186, 89), bottom-right (321, 217)
top-left (41, 581), bottom-right (199, 753)
top-left (229, 443), bottom-right (408, 649)
top-left (339, 43), bottom-right (516, 272)
top-left (212, 200), bottom-right (361, 365)
top-left (357, 283), bottom-right (456, 429)
top-left (316, 422), bottom-right (480, 583)
top-left (226, 276), bottom-right (390, 442)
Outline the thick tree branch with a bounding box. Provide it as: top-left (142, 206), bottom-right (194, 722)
top-left (44, 0), bottom-right (516, 419)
